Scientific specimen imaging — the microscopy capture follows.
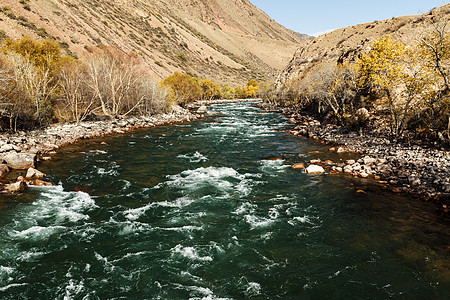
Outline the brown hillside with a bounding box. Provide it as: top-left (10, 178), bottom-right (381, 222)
top-left (0, 0), bottom-right (303, 86)
top-left (276, 4), bottom-right (450, 89)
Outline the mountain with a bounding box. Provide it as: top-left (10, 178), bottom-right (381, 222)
top-left (275, 4), bottom-right (450, 89)
top-left (0, 0), bottom-right (304, 86)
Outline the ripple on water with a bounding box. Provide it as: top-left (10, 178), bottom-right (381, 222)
top-left (156, 166), bottom-right (258, 198)
top-left (177, 151), bottom-right (208, 163)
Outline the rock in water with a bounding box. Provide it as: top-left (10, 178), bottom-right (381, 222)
top-left (0, 164), bottom-right (9, 178)
top-left (292, 163), bottom-right (306, 169)
top-left (2, 152), bottom-right (36, 169)
top-left (305, 165), bottom-right (325, 174)
top-left (29, 179), bottom-right (53, 187)
top-left (3, 181), bottom-right (27, 193)
top-left (26, 168), bottom-right (46, 179)
top-left (197, 106), bottom-right (208, 114)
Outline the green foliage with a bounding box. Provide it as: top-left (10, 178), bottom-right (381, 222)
top-left (177, 52), bottom-right (187, 62)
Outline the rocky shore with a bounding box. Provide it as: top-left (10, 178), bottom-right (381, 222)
top-left (0, 105), bottom-right (197, 191)
top-left (258, 102), bottom-right (450, 211)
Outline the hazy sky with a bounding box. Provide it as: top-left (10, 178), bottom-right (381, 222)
top-left (249, 0), bottom-right (449, 36)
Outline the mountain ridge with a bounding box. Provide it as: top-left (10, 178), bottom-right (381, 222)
top-left (0, 0), bottom-right (304, 86)
top-left (275, 4), bottom-right (450, 89)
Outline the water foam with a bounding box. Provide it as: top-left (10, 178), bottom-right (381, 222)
top-left (0, 266), bottom-right (15, 281)
top-left (34, 185), bottom-right (97, 224)
top-left (259, 159), bottom-right (289, 174)
top-left (12, 225), bottom-right (66, 241)
top-left (177, 151), bottom-right (208, 163)
top-left (95, 161), bottom-right (120, 177)
top-left (244, 215), bottom-right (275, 229)
top-left (124, 196), bottom-right (194, 221)
top-left (158, 167), bottom-right (255, 198)
top-left (171, 245), bottom-right (213, 262)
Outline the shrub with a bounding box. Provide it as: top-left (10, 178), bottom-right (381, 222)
top-left (161, 72), bottom-right (201, 105)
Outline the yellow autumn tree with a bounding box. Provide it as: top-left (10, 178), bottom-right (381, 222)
top-left (1, 36), bottom-right (69, 125)
top-left (246, 79), bottom-right (259, 98)
top-left (2, 36), bottom-right (66, 77)
top-left (198, 78), bottom-right (222, 100)
top-left (221, 85), bottom-right (235, 99)
top-left (358, 36), bottom-right (425, 137)
top-left (161, 72), bottom-right (201, 105)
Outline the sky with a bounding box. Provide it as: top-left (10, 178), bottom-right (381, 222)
top-left (249, 0), bottom-right (449, 36)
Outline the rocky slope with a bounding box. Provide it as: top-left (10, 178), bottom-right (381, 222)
top-left (275, 4), bottom-right (450, 88)
top-left (0, 0), bottom-right (304, 86)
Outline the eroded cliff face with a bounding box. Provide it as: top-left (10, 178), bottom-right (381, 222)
top-left (275, 4), bottom-right (450, 90)
top-left (0, 0), bottom-right (304, 85)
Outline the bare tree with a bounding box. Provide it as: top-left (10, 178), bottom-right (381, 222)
top-left (59, 63), bottom-right (97, 124)
top-left (5, 52), bottom-right (56, 126)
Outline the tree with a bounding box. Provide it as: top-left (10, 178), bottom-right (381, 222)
top-left (161, 72), bottom-right (201, 105)
top-left (4, 52), bottom-right (56, 126)
top-left (198, 79), bottom-right (222, 100)
top-left (58, 61), bottom-right (96, 124)
top-left (2, 36), bottom-right (65, 77)
top-left (246, 79), bottom-right (259, 98)
top-left (358, 36), bottom-right (421, 138)
top-left (221, 85), bottom-right (235, 99)
top-left (418, 19), bottom-right (450, 140)
top-left (234, 86), bottom-right (248, 99)
top-left (1, 37), bottom-right (66, 125)
top-left (85, 51), bottom-right (145, 118)
top-left (0, 53), bottom-right (35, 131)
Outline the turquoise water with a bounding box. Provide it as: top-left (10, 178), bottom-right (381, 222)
top-left (0, 102), bottom-right (449, 299)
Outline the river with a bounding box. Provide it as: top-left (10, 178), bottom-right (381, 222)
top-left (0, 102), bottom-right (449, 299)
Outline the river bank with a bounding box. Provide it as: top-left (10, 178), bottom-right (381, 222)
top-left (258, 102), bottom-right (450, 211)
top-left (0, 105), bottom-right (197, 186)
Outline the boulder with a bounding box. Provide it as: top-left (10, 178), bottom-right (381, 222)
top-left (29, 179), bottom-right (53, 187)
top-left (197, 106), bottom-right (208, 114)
top-left (362, 156), bottom-right (377, 166)
top-left (26, 168), bottom-right (46, 179)
top-left (305, 165), bottom-right (325, 174)
top-left (336, 147), bottom-right (346, 153)
top-left (292, 163), bottom-right (306, 169)
top-left (0, 144), bottom-right (16, 153)
top-left (359, 172), bottom-right (369, 178)
top-left (0, 164), bottom-right (10, 174)
top-left (3, 181), bottom-right (27, 193)
top-left (2, 152), bottom-right (36, 169)
top-left (345, 159), bottom-right (355, 165)
top-left (309, 159), bottom-right (322, 164)
top-left (343, 165), bottom-right (353, 174)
